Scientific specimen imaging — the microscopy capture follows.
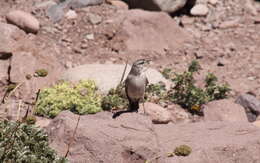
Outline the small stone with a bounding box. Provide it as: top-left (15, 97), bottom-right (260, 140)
top-left (190, 4), bottom-right (209, 16)
top-left (65, 10), bottom-right (77, 19)
top-left (85, 34), bottom-right (94, 40)
top-left (208, 0), bottom-right (217, 5)
top-left (6, 10), bottom-right (40, 34)
top-left (88, 13), bottom-right (102, 25)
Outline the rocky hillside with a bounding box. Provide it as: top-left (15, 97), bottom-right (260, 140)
top-left (0, 0), bottom-right (260, 162)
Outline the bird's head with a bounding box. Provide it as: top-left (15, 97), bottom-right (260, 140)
top-left (130, 59), bottom-right (151, 75)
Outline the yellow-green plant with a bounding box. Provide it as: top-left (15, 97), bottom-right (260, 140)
top-left (101, 84), bottom-right (128, 111)
top-left (35, 80), bottom-right (102, 118)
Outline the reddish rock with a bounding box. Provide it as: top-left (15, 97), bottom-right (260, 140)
top-left (167, 104), bottom-right (192, 123)
top-left (0, 22), bottom-right (25, 55)
top-left (114, 9), bottom-right (191, 54)
top-left (6, 10), bottom-right (40, 34)
top-left (142, 102), bottom-right (171, 124)
top-left (203, 99), bottom-right (248, 122)
top-left (46, 111), bottom-right (260, 163)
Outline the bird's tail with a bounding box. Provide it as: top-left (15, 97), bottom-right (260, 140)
top-left (129, 100), bottom-right (139, 112)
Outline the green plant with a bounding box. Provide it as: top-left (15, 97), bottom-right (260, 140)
top-left (161, 68), bottom-right (173, 79)
top-left (26, 115), bottom-right (37, 125)
top-left (174, 145), bottom-right (192, 156)
top-left (101, 84), bottom-right (128, 111)
top-left (35, 80), bottom-right (102, 118)
top-left (34, 69), bottom-right (48, 77)
top-left (0, 120), bottom-right (66, 162)
top-left (145, 82), bottom-right (168, 106)
top-left (169, 60), bottom-right (230, 113)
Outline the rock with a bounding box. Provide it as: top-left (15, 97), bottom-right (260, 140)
top-left (47, 0), bottom-right (104, 22)
top-left (252, 120), bottom-right (260, 128)
top-left (141, 102), bottom-right (171, 124)
top-left (167, 104), bottom-right (192, 123)
top-left (60, 64), bottom-right (169, 94)
top-left (34, 0), bottom-right (57, 9)
top-left (0, 22), bottom-right (25, 56)
top-left (6, 10), bottom-right (40, 34)
top-left (65, 10), bottom-right (77, 19)
top-left (123, 0), bottom-right (188, 13)
top-left (85, 33), bottom-right (94, 40)
top-left (46, 110), bottom-right (260, 163)
top-left (235, 94), bottom-right (260, 122)
top-left (88, 13), bottom-right (102, 25)
top-left (190, 4), bottom-right (209, 16)
top-left (46, 4), bottom-right (65, 22)
top-left (208, 0), bottom-right (217, 5)
top-left (245, 0), bottom-right (257, 16)
top-left (107, 0), bottom-right (129, 9)
top-left (115, 9), bottom-right (191, 54)
top-left (218, 18), bottom-right (240, 29)
top-left (203, 99), bottom-right (248, 122)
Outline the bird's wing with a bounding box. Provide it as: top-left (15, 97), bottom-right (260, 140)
top-left (125, 76), bottom-right (130, 100)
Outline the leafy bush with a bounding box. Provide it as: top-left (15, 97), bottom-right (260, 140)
top-left (0, 120), bottom-right (66, 162)
top-left (35, 80), bottom-right (102, 118)
top-left (145, 82), bottom-right (169, 106)
top-left (101, 84), bottom-right (128, 111)
top-left (168, 60), bottom-right (231, 113)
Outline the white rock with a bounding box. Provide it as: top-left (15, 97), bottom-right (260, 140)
top-left (65, 10), bottom-right (77, 19)
top-left (6, 10), bottom-right (40, 34)
top-left (190, 4), bottom-right (209, 16)
top-left (60, 64), bottom-right (170, 94)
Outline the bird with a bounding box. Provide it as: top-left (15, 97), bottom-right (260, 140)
top-left (125, 59), bottom-right (150, 112)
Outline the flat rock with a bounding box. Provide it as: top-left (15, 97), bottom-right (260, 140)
top-left (203, 99), bottom-right (248, 122)
top-left (46, 110), bottom-right (260, 163)
top-left (60, 64), bottom-right (169, 94)
top-left (6, 10), bottom-right (40, 34)
top-left (190, 4), bottom-right (209, 16)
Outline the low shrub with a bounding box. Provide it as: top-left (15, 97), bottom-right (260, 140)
top-left (35, 80), bottom-right (102, 118)
top-left (0, 120), bottom-right (66, 162)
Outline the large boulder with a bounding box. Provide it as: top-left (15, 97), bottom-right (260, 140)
top-left (123, 0), bottom-right (188, 13)
top-left (113, 9), bottom-right (191, 54)
top-left (46, 111), bottom-right (260, 163)
top-left (203, 99), bottom-right (248, 122)
top-left (60, 64), bottom-right (169, 94)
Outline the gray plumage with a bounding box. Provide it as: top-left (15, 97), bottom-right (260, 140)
top-left (125, 59), bottom-right (149, 112)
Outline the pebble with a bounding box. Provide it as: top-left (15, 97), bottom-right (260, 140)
top-left (88, 13), bottom-right (102, 25)
top-left (85, 34), bottom-right (94, 40)
top-left (190, 4), bottom-right (209, 16)
top-left (65, 10), bottom-right (77, 19)
top-left (6, 10), bottom-right (40, 34)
